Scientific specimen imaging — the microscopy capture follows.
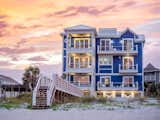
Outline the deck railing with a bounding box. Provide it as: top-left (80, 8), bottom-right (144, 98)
top-left (97, 45), bottom-right (138, 54)
top-left (97, 82), bottom-right (138, 90)
top-left (32, 74), bottom-right (83, 106)
top-left (119, 64), bottom-right (138, 73)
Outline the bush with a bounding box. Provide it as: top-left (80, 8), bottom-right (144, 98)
top-left (0, 93), bottom-right (32, 109)
top-left (96, 97), bottom-right (107, 104)
top-left (80, 96), bottom-right (96, 103)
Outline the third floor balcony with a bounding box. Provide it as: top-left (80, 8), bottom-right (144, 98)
top-left (97, 45), bottom-right (138, 55)
top-left (67, 38), bottom-right (92, 53)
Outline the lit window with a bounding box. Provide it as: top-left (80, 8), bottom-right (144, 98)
top-left (123, 76), bottom-right (133, 87)
top-left (101, 77), bottom-right (110, 87)
top-left (99, 55), bottom-right (112, 65)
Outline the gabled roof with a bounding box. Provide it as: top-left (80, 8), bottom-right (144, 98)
top-left (144, 63), bottom-right (160, 72)
top-left (0, 75), bottom-right (20, 85)
top-left (64, 24), bottom-right (96, 31)
top-left (120, 28), bottom-right (138, 37)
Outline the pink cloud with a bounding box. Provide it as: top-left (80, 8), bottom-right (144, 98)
top-left (28, 56), bottom-right (48, 61)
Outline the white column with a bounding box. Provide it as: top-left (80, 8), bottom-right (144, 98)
top-left (90, 32), bottom-right (96, 96)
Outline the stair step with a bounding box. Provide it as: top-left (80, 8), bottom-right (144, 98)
top-left (32, 106), bottom-right (49, 109)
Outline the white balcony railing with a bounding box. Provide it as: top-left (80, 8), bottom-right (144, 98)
top-left (97, 45), bottom-right (138, 55)
top-left (97, 82), bottom-right (138, 91)
top-left (71, 81), bottom-right (91, 87)
top-left (69, 62), bottom-right (91, 69)
top-left (32, 74), bottom-right (83, 107)
top-left (67, 62), bottom-right (92, 73)
top-left (144, 75), bottom-right (156, 82)
top-left (119, 64), bottom-right (138, 74)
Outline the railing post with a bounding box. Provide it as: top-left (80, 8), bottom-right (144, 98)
top-left (78, 81), bottom-right (80, 87)
top-left (98, 45), bottom-right (99, 52)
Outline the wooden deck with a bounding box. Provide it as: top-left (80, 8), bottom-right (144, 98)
top-left (32, 74), bottom-right (83, 109)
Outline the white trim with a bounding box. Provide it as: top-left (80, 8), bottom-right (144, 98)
top-left (96, 73), bottom-right (142, 76)
top-left (98, 55), bottom-right (113, 65)
top-left (122, 56), bottom-right (134, 68)
top-left (122, 38), bottom-right (134, 51)
top-left (99, 38), bottom-right (111, 51)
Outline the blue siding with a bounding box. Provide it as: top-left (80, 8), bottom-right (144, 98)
top-left (134, 75), bottom-right (143, 91)
top-left (63, 28), bottom-right (144, 93)
top-left (113, 56), bottom-right (121, 73)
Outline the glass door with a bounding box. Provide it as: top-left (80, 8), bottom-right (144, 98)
top-left (124, 40), bottom-right (133, 50)
top-left (123, 57), bottom-right (134, 70)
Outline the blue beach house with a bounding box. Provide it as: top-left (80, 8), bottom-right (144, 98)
top-left (61, 25), bottom-right (145, 98)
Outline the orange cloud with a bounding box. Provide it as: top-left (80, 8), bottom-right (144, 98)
top-left (0, 0), bottom-right (160, 74)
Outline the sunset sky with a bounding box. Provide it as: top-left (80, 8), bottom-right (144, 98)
top-left (0, 0), bottom-right (160, 82)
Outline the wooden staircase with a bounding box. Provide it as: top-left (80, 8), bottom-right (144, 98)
top-left (32, 74), bottom-right (83, 109)
top-left (33, 86), bottom-right (49, 109)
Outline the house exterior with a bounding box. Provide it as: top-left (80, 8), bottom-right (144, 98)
top-left (62, 25), bottom-right (145, 98)
top-left (0, 75), bottom-right (21, 98)
top-left (144, 63), bottom-right (160, 85)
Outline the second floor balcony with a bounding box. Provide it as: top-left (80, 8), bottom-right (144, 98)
top-left (67, 62), bottom-right (93, 73)
top-left (119, 64), bottom-right (138, 74)
top-left (97, 45), bottom-right (138, 55)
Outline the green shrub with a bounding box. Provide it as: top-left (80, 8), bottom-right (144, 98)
top-left (80, 97), bottom-right (96, 103)
top-left (0, 93), bottom-right (32, 109)
top-left (96, 97), bottom-right (107, 104)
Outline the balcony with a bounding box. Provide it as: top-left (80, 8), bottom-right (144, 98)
top-left (67, 62), bottom-right (92, 73)
top-left (97, 45), bottom-right (138, 55)
top-left (144, 76), bottom-right (156, 82)
top-left (71, 81), bottom-right (91, 90)
top-left (67, 47), bottom-right (92, 53)
top-left (97, 82), bottom-right (138, 91)
top-left (119, 64), bottom-right (138, 74)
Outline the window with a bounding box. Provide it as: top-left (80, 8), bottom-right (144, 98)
top-left (85, 39), bottom-right (88, 48)
top-left (123, 56), bottom-right (134, 69)
top-left (101, 77), bottom-right (110, 87)
top-left (123, 76), bottom-right (133, 87)
top-left (74, 39), bottom-right (90, 49)
top-left (74, 75), bottom-right (90, 85)
top-left (99, 55), bottom-right (112, 65)
top-left (124, 39), bottom-right (133, 50)
top-left (70, 56), bottom-right (74, 68)
top-left (100, 39), bottom-right (110, 51)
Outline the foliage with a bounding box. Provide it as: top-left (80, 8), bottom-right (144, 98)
top-left (22, 65), bottom-right (40, 91)
top-left (145, 83), bottom-right (160, 97)
top-left (79, 96), bottom-right (96, 103)
top-left (0, 93), bottom-right (32, 109)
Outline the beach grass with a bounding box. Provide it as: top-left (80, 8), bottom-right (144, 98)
top-left (0, 93), bottom-right (32, 109)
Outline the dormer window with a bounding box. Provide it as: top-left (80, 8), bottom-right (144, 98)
top-left (123, 39), bottom-right (133, 51)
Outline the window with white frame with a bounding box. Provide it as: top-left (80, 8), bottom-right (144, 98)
top-left (123, 76), bottom-right (133, 87)
top-left (100, 76), bottom-right (110, 87)
top-left (99, 55), bottom-right (112, 65)
top-left (100, 39), bottom-right (110, 51)
top-left (74, 38), bottom-right (90, 49)
top-left (123, 39), bottom-right (133, 50)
